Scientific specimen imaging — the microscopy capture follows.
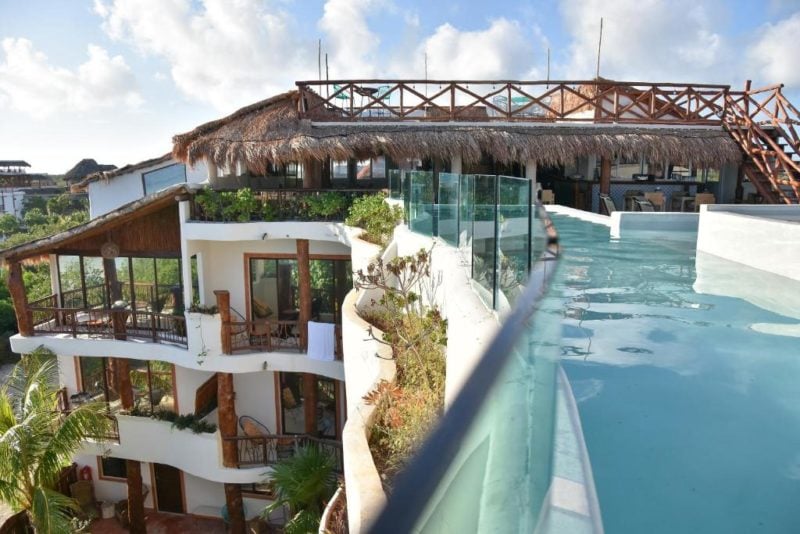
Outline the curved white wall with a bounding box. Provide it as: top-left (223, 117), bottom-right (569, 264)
top-left (81, 415), bottom-right (266, 484)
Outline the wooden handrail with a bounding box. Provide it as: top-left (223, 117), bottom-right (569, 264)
top-left (224, 318), bottom-right (342, 359)
top-left (222, 433), bottom-right (343, 471)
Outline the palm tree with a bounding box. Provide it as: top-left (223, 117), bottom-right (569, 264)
top-left (0, 351), bottom-right (113, 533)
top-left (263, 445), bottom-right (338, 534)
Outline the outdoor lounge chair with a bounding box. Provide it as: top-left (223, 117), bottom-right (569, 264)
top-left (634, 198), bottom-right (656, 212)
top-left (599, 194), bottom-right (616, 215)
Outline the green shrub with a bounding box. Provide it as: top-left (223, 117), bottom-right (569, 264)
top-left (305, 192), bottom-right (349, 220)
top-left (345, 194), bottom-right (402, 247)
top-left (128, 407), bottom-right (217, 434)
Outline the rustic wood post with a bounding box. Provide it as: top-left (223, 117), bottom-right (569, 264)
top-left (296, 240), bottom-right (311, 351)
top-left (214, 290), bottom-right (232, 355)
top-left (111, 304), bottom-right (128, 342)
top-left (218, 371), bottom-right (245, 533)
top-left (296, 239), bottom-right (318, 434)
top-left (7, 261), bottom-right (33, 336)
top-left (115, 358), bottom-right (145, 534)
top-left (125, 460), bottom-right (146, 534)
top-left (103, 258), bottom-right (122, 306)
top-left (599, 156), bottom-right (612, 212)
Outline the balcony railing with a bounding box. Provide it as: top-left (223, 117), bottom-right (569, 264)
top-left (30, 306), bottom-right (187, 347)
top-left (225, 319), bottom-right (342, 359)
top-left (223, 434), bottom-right (343, 472)
top-left (56, 387), bottom-right (121, 442)
top-left (189, 188), bottom-right (374, 223)
top-left (297, 79), bottom-right (731, 125)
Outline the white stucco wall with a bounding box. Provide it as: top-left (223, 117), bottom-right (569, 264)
top-left (696, 205), bottom-right (800, 281)
top-left (89, 159), bottom-right (207, 218)
top-left (609, 211), bottom-right (699, 239)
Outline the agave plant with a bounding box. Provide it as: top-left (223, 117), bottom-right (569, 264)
top-left (263, 445), bottom-right (338, 534)
top-left (0, 351), bottom-right (113, 533)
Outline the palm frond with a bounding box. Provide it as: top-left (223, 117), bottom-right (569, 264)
top-left (30, 486), bottom-right (78, 534)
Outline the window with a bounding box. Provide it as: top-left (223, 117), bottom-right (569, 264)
top-left (99, 456), bottom-right (127, 479)
top-left (241, 481), bottom-right (276, 499)
top-left (190, 255), bottom-right (200, 306)
top-left (79, 357), bottom-right (119, 408)
top-left (279, 372), bottom-right (338, 439)
top-left (248, 257), bottom-right (352, 323)
top-left (142, 164), bottom-right (186, 195)
top-left (128, 360), bottom-right (176, 414)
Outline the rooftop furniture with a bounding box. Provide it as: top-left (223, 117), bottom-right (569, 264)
top-left (694, 192), bottom-right (716, 211)
top-left (644, 191), bottom-right (665, 211)
top-left (670, 191), bottom-right (690, 211)
top-left (541, 189), bottom-right (555, 205)
top-left (634, 198), bottom-right (656, 211)
top-left (680, 195), bottom-right (697, 212)
top-left (623, 190), bottom-right (645, 211)
top-left (599, 194), bottom-right (616, 215)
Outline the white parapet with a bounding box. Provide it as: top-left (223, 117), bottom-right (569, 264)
top-left (697, 204), bottom-right (800, 282)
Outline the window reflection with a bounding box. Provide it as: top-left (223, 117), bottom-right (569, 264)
top-left (279, 372), bottom-right (338, 439)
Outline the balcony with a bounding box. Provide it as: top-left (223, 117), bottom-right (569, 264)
top-left (223, 434), bottom-right (343, 472)
top-left (225, 318), bottom-right (342, 360)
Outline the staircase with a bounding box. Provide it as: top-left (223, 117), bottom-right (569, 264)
top-left (723, 84), bottom-right (800, 204)
top-left (723, 83), bottom-right (800, 204)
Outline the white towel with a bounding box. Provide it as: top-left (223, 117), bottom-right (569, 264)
top-left (307, 321), bottom-right (335, 361)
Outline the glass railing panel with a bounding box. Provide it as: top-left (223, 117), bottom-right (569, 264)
top-left (471, 174), bottom-right (498, 308)
top-left (437, 172), bottom-right (460, 246)
top-left (388, 169), bottom-right (402, 200)
top-left (496, 175), bottom-right (532, 309)
top-left (409, 171), bottom-right (435, 236)
top-left (458, 174), bottom-right (475, 249)
top-left (370, 223), bottom-right (570, 532)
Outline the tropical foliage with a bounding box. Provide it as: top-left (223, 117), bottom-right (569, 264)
top-left (0, 350), bottom-right (112, 533)
top-left (262, 445), bottom-right (338, 534)
top-left (345, 193), bottom-right (403, 247)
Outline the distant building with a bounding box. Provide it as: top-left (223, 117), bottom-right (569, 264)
top-left (0, 160), bottom-right (63, 218)
top-left (64, 159), bottom-right (117, 186)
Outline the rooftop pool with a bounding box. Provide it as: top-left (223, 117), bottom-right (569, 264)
top-left (549, 214), bottom-right (800, 533)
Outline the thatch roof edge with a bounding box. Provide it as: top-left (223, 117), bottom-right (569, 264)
top-left (1, 184), bottom-right (189, 263)
top-left (73, 153), bottom-right (174, 191)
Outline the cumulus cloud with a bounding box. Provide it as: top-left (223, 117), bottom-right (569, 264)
top-left (0, 38), bottom-right (141, 118)
top-left (409, 18), bottom-right (544, 79)
top-left (94, 0), bottom-right (317, 111)
top-left (747, 12), bottom-right (800, 86)
top-left (318, 0), bottom-right (385, 78)
top-left (559, 0), bottom-right (729, 82)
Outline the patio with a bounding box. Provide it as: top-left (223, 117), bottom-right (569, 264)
top-left (91, 511), bottom-right (226, 534)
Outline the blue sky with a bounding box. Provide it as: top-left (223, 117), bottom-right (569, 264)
top-left (2, 0), bottom-right (800, 173)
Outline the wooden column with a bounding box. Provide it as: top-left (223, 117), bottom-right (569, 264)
top-left (302, 159), bottom-right (322, 189)
top-left (296, 239), bottom-right (318, 435)
top-left (599, 156), bottom-right (612, 213)
top-left (115, 358), bottom-right (145, 534)
top-left (126, 460), bottom-right (146, 534)
top-left (218, 371), bottom-right (245, 533)
top-left (7, 261), bottom-right (32, 336)
top-left (214, 290), bottom-right (231, 355)
top-left (103, 258), bottom-right (122, 306)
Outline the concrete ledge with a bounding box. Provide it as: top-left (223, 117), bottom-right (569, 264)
top-left (697, 206), bottom-right (800, 281)
top-left (545, 205), bottom-right (611, 227)
top-left (341, 288), bottom-right (395, 534)
top-left (610, 211), bottom-right (699, 239)
top-left (183, 221), bottom-right (352, 245)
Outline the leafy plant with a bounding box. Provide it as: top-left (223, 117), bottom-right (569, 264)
top-left (305, 192), bottom-right (349, 220)
top-left (345, 194), bottom-right (403, 247)
top-left (188, 304), bottom-right (219, 315)
top-left (0, 349), bottom-right (114, 532)
top-left (262, 446), bottom-right (338, 534)
top-left (127, 407), bottom-right (217, 434)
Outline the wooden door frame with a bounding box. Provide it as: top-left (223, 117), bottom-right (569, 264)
top-left (149, 463), bottom-right (188, 515)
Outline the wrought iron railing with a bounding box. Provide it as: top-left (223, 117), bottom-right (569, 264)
top-left (29, 307), bottom-right (187, 347)
top-left (223, 433), bottom-right (343, 472)
top-left (226, 319), bottom-right (342, 359)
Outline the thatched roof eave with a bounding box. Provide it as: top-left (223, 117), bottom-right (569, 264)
top-left (0, 184), bottom-right (190, 264)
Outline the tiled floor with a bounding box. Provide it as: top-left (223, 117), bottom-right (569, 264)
top-left (91, 512), bottom-right (226, 534)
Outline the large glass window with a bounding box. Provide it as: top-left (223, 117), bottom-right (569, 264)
top-left (79, 357), bottom-right (174, 414)
top-left (278, 372), bottom-right (338, 439)
top-left (249, 257), bottom-right (351, 323)
top-left (142, 164), bottom-right (186, 195)
top-left (58, 255), bottom-right (84, 307)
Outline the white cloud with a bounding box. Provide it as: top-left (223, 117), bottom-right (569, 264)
top-left (747, 12), bottom-right (800, 87)
top-left (95, 0), bottom-right (317, 111)
top-left (559, 0), bottom-right (728, 82)
top-left (0, 38), bottom-right (141, 119)
top-left (318, 0), bottom-right (385, 78)
top-left (411, 18), bottom-right (544, 79)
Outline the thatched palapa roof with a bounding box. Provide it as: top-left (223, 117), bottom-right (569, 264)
top-left (64, 159), bottom-right (117, 184)
top-left (172, 89), bottom-right (742, 170)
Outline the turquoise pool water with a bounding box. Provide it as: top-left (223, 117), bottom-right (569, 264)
top-left (550, 214), bottom-right (800, 534)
